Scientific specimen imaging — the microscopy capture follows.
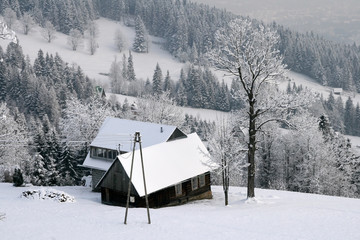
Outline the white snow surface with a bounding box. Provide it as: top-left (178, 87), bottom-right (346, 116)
top-left (1, 183), bottom-right (360, 240)
top-left (81, 154), bottom-right (113, 171)
top-left (90, 117), bottom-right (179, 150)
top-left (117, 133), bottom-right (212, 197)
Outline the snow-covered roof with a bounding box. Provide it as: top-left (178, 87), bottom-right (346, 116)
top-left (100, 133), bottom-right (212, 197)
top-left (81, 153), bottom-right (113, 171)
top-left (90, 117), bottom-right (182, 151)
top-left (82, 117), bottom-right (186, 171)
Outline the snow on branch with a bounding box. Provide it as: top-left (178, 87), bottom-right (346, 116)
top-left (0, 21), bottom-right (17, 43)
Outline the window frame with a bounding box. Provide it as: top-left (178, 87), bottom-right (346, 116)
top-left (191, 177), bottom-right (198, 191)
top-left (199, 174), bottom-right (206, 187)
top-left (90, 147), bottom-right (118, 160)
top-left (175, 183), bottom-right (182, 196)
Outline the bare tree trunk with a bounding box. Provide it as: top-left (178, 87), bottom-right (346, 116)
top-left (222, 159), bottom-right (229, 206)
top-left (247, 97), bottom-right (256, 198)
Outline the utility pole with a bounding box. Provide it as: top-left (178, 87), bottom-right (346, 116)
top-left (124, 132), bottom-right (151, 224)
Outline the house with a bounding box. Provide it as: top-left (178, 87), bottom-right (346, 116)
top-left (333, 88), bottom-right (343, 95)
top-left (97, 132), bottom-right (213, 208)
top-left (81, 117), bottom-right (189, 190)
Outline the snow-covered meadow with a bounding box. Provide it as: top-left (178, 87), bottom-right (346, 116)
top-left (1, 183), bottom-right (360, 240)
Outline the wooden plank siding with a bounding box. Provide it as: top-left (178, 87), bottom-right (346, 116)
top-left (100, 172), bottom-right (212, 208)
top-left (92, 169), bottom-right (106, 192)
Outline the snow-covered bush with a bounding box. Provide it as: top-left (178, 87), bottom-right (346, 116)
top-left (21, 188), bottom-right (75, 203)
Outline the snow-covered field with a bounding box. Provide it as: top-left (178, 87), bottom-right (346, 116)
top-left (1, 183), bottom-right (360, 240)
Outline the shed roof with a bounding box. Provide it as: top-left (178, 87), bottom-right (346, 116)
top-left (97, 133), bottom-right (213, 197)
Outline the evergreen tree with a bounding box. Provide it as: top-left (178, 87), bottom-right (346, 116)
top-left (163, 70), bottom-right (173, 94)
top-left (59, 144), bottom-right (79, 185)
top-left (133, 15), bottom-right (148, 53)
top-left (152, 63), bottom-right (163, 95)
top-left (355, 103), bottom-right (360, 136)
top-left (12, 168), bottom-right (24, 187)
top-left (344, 97), bottom-right (355, 135)
top-left (176, 80), bottom-right (187, 106)
top-left (122, 53), bottom-right (128, 79)
top-left (127, 51), bottom-right (136, 81)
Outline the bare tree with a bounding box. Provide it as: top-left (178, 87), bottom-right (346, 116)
top-left (110, 56), bottom-right (126, 94)
top-left (114, 28), bottom-right (126, 52)
top-left (0, 212), bottom-right (5, 220)
top-left (136, 92), bottom-right (184, 127)
top-left (21, 12), bottom-right (35, 35)
top-left (3, 8), bottom-right (17, 29)
top-left (207, 115), bottom-right (247, 205)
top-left (208, 18), bottom-right (314, 198)
top-left (59, 96), bottom-right (114, 151)
top-left (41, 21), bottom-right (56, 43)
top-left (85, 21), bottom-right (99, 55)
top-left (67, 28), bottom-right (83, 51)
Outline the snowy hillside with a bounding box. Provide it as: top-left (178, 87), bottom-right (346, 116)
top-left (1, 183), bottom-right (359, 240)
top-left (2, 17), bottom-right (360, 107)
top-left (0, 18), bottom-right (185, 90)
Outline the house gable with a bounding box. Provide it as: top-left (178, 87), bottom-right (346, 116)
top-left (97, 159), bottom-right (138, 196)
top-left (118, 133), bottom-right (212, 197)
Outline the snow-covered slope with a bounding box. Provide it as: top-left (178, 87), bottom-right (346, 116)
top-left (0, 18), bottom-right (185, 90)
top-left (1, 183), bottom-right (359, 240)
top-left (2, 17), bottom-right (360, 107)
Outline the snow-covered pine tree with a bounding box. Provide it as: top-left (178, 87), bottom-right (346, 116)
top-left (59, 144), bottom-right (79, 186)
top-left (127, 51), bottom-right (136, 81)
top-left (355, 103), bottom-right (360, 136)
top-left (344, 97), bottom-right (355, 135)
top-left (152, 63), bottom-right (163, 96)
top-left (163, 70), bottom-right (174, 94)
top-left (133, 15), bottom-right (148, 53)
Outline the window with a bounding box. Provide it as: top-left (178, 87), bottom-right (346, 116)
top-left (191, 177), bottom-right (198, 191)
top-left (199, 174), bottom-right (206, 187)
top-left (175, 183), bottom-right (182, 196)
top-left (90, 147), bottom-right (118, 160)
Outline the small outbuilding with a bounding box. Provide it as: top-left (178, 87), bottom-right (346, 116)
top-left (96, 133), bottom-right (213, 208)
top-left (333, 88), bottom-right (343, 95)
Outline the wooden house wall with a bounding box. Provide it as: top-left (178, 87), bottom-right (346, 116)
top-left (101, 171), bottom-right (212, 208)
top-left (101, 160), bottom-right (138, 195)
top-left (92, 169), bottom-right (106, 192)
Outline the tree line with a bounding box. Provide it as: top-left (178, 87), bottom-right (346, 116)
top-left (109, 55), bottom-right (243, 112)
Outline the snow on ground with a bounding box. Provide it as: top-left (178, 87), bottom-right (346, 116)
top-left (0, 18), bottom-right (185, 90)
top-left (1, 183), bottom-right (360, 240)
top-left (109, 93), bottom-right (230, 123)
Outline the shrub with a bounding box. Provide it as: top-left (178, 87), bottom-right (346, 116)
top-left (13, 168), bottom-right (24, 187)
